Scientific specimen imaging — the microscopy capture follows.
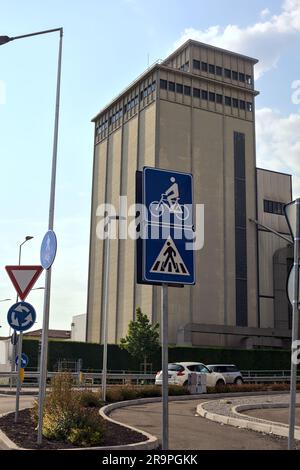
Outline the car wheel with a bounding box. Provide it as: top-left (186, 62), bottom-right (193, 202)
top-left (234, 377), bottom-right (244, 385)
top-left (183, 380), bottom-right (188, 386)
top-left (216, 379), bottom-right (225, 389)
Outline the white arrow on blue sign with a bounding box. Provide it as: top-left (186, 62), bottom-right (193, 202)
top-left (7, 302), bottom-right (36, 332)
top-left (15, 353), bottom-right (29, 368)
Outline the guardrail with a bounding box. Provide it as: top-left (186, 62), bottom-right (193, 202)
top-left (1, 369), bottom-right (299, 386)
top-left (241, 370), bottom-right (300, 383)
top-left (0, 371), bottom-right (156, 386)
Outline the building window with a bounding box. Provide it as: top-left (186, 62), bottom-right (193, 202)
top-left (232, 98), bottom-right (239, 108)
top-left (247, 101), bottom-right (253, 112)
top-left (224, 68), bottom-right (231, 79)
top-left (246, 75), bottom-right (252, 85)
top-left (193, 59), bottom-right (200, 70)
top-left (134, 95), bottom-right (139, 105)
top-left (151, 81), bottom-right (156, 92)
top-left (201, 62), bottom-right (208, 72)
top-left (160, 79), bottom-right (167, 90)
top-left (184, 85), bottom-right (191, 96)
top-left (176, 83), bottom-right (183, 94)
top-left (239, 72), bottom-right (245, 82)
top-left (180, 61), bottom-right (189, 72)
top-left (264, 200), bottom-right (285, 216)
top-left (168, 81), bottom-right (175, 92)
top-left (209, 64), bottom-right (215, 74)
top-left (216, 94), bottom-right (223, 104)
top-left (234, 132), bottom-right (248, 327)
top-left (209, 92), bottom-right (215, 102)
top-left (232, 71), bottom-right (238, 81)
top-left (225, 96), bottom-right (232, 106)
top-left (201, 90), bottom-right (208, 100)
top-left (216, 66), bottom-right (223, 76)
top-left (193, 87), bottom-right (200, 98)
top-left (239, 100), bottom-right (246, 110)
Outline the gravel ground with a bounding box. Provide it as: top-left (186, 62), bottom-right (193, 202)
top-left (201, 393), bottom-right (300, 426)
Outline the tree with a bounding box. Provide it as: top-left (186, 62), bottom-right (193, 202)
top-left (120, 307), bottom-right (160, 373)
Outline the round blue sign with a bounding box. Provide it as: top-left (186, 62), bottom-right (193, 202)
top-left (40, 230), bottom-right (57, 270)
top-left (16, 353), bottom-right (29, 368)
top-left (7, 302), bottom-right (36, 332)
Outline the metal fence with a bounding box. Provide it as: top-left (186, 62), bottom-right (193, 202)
top-left (0, 369), bottom-right (300, 387)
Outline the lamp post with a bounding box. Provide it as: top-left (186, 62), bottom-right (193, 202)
top-left (0, 28), bottom-right (63, 441)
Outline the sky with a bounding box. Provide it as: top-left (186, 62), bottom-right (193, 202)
top-left (0, 0), bottom-right (299, 336)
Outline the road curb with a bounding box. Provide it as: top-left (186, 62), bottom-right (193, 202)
top-left (197, 399), bottom-right (300, 441)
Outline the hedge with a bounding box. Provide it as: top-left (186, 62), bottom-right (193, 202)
top-left (22, 338), bottom-right (293, 372)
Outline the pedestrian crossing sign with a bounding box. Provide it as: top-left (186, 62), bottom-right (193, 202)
top-left (150, 238), bottom-right (190, 276)
top-left (143, 225), bottom-right (195, 285)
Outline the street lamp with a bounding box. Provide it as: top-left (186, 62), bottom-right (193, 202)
top-left (1, 27), bottom-right (63, 443)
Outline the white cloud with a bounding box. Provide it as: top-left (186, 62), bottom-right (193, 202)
top-left (260, 8), bottom-right (271, 18)
top-left (256, 107), bottom-right (300, 196)
top-left (173, 0), bottom-right (300, 79)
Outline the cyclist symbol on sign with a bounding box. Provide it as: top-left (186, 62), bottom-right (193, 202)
top-left (149, 177), bottom-right (189, 220)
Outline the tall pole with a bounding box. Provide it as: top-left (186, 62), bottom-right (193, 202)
top-left (15, 237), bottom-right (33, 422)
top-left (161, 283), bottom-right (169, 450)
top-left (102, 218), bottom-right (111, 402)
top-left (37, 28), bottom-right (63, 445)
top-left (288, 199), bottom-right (300, 450)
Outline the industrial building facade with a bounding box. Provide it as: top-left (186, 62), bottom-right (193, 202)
top-left (86, 40), bottom-right (293, 349)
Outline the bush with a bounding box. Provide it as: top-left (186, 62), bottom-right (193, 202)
top-left (105, 384), bottom-right (189, 402)
top-left (31, 373), bottom-right (104, 447)
top-left (206, 383), bottom-right (300, 394)
top-left (78, 390), bottom-right (103, 408)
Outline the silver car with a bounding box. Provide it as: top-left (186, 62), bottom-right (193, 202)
top-left (206, 364), bottom-right (244, 385)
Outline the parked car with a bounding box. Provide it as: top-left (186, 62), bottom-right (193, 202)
top-left (155, 362), bottom-right (226, 387)
top-left (206, 364), bottom-right (244, 385)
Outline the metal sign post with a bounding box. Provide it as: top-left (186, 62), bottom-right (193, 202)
top-left (102, 218), bottom-right (111, 403)
top-left (161, 283), bottom-right (169, 450)
top-left (138, 166), bottom-right (196, 451)
top-left (15, 332), bottom-right (23, 422)
top-left (287, 199), bottom-right (300, 450)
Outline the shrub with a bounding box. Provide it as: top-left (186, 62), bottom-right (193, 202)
top-left (31, 373), bottom-right (104, 447)
top-left (104, 384), bottom-right (189, 402)
top-left (78, 390), bottom-right (103, 408)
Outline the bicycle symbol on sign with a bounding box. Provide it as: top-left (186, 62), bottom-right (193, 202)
top-left (149, 177), bottom-right (190, 221)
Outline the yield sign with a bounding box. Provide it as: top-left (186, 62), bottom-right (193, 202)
top-left (5, 265), bottom-right (43, 301)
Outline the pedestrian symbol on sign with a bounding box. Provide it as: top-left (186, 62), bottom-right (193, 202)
top-left (150, 238), bottom-right (190, 275)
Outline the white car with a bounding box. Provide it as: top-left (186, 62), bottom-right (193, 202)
top-left (206, 364), bottom-right (244, 385)
top-left (155, 362), bottom-right (226, 387)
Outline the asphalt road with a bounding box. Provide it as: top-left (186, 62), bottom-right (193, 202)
top-left (111, 399), bottom-right (291, 450)
top-left (0, 394), bottom-right (36, 449)
top-left (0, 394), bottom-right (35, 415)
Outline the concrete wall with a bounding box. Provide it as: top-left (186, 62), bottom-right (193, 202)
top-left (71, 314), bottom-right (87, 342)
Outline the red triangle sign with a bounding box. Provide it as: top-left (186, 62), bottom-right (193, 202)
top-left (5, 265), bottom-right (44, 301)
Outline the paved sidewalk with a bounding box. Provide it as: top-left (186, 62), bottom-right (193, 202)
top-left (200, 393), bottom-right (300, 425)
top-left (198, 393), bottom-right (300, 447)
